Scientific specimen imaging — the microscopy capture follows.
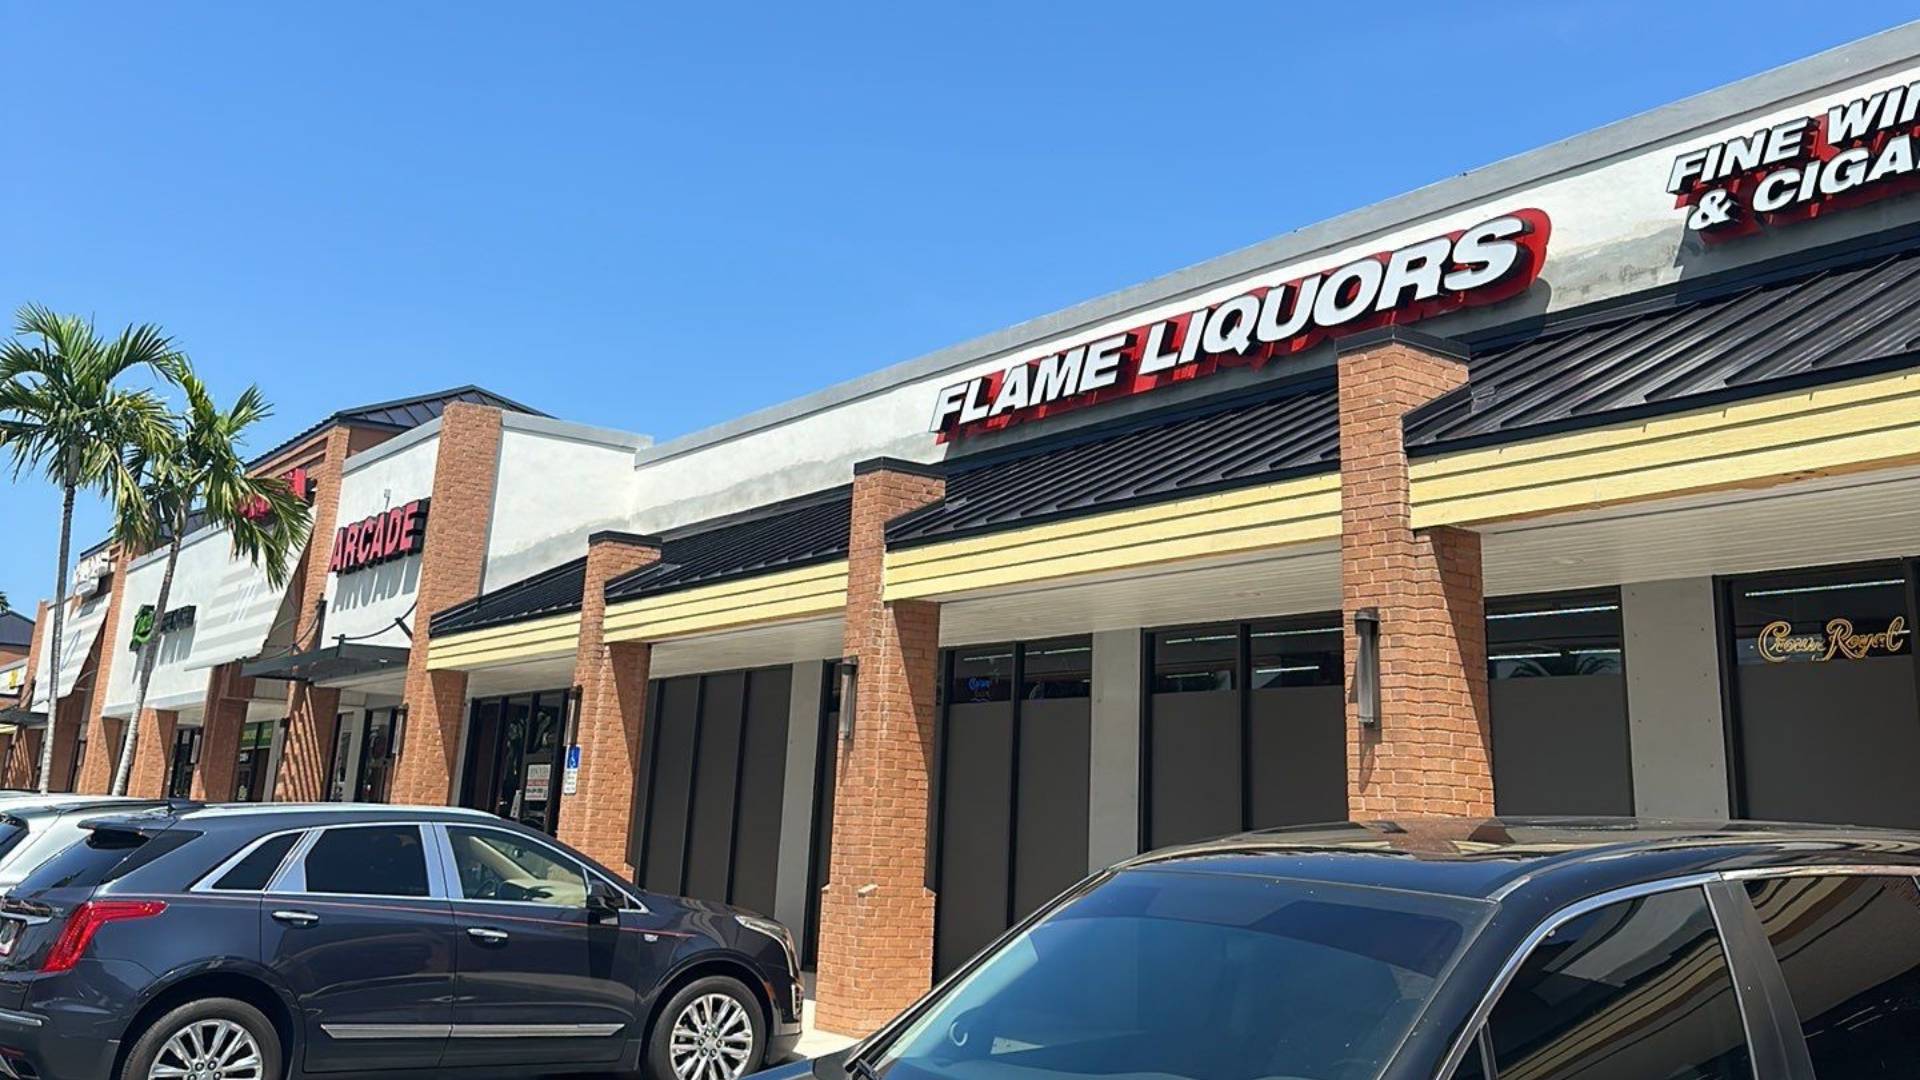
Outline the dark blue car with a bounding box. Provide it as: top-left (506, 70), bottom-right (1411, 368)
top-left (0, 802), bottom-right (802, 1080)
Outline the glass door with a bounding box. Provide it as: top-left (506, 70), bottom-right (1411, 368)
top-left (167, 726), bottom-right (201, 799)
top-left (459, 691), bottom-right (567, 835)
top-left (232, 719), bottom-right (278, 802)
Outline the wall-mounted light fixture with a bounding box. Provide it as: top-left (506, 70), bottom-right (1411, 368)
top-left (1352, 607), bottom-right (1381, 728)
top-left (838, 657), bottom-right (860, 743)
top-left (390, 704), bottom-right (411, 760)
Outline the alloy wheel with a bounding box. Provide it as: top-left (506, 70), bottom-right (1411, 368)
top-left (668, 991), bottom-right (755, 1080)
top-left (147, 1017), bottom-right (264, 1080)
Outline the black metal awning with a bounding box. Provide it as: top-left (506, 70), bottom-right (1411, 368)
top-left (0, 707), bottom-right (47, 730)
top-left (242, 643), bottom-right (411, 684)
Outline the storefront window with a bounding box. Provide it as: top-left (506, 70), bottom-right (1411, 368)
top-left (1151, 626), bottom-right (1237, 693)
top-left (460, 689), bottom-right (571, 835)
top-left (1250, 619), bottom-right (1342, 689)
top-left (1488, 590), bottom-right (1625, 678)
top-left (1726, 561), bottom-right (1920, 828)
top-left (949, 647), bottom-right (1014, 704)
top-left (1486, 590), bottom-right (1632, 816)
top-left (329, 709), bottom-right (399, 804)
top-left (1147, 618), bottom-right (1346, 848)
top-left (1020, 638), bottom-right (1092, 699)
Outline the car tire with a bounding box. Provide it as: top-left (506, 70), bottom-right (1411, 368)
top-left (646, 974), bottom-right (767, 1080)
top-left (120, 996), bottom-right (283, 1080)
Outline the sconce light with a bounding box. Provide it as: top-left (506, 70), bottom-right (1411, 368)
top-left (390, 704), bottom-right (410, 759)
top-left (838, 657), bottom-right (860, 743)
top-left (1352, 607), bottom-right (1381, 728)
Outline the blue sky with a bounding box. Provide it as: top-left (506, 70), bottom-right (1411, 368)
top-left (0, 2), bottom-right (1910, 613)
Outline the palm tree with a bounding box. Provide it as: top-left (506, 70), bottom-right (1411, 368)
top-left (109, 364), bottom-right (310, 795)
top-left (0, 306), bottom-right (174, 792)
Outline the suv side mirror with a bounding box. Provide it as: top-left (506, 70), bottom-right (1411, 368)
top-left (586, 880), bottom-right (622, 924)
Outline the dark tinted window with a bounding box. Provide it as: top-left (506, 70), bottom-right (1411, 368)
top-left (0, 818), bottom-right (27, 863)
top-left (1151, 627), bottom-right (1237, 692)
top-left (1488, 887), bottom-right (1752, 1079)
top-left (1746, 875), bottom-right (1920, 1076)
top-left (1250, 618), bottom-right (1342, 688)
top-left (949, 647), bottom-right (1013, 704)
top-left (212, 832), bottom-right (301, 891)
top-left (1487, 590), bottom-right (1624, 678)
top-left (1020, 638), bottom-right (1091, 700)
top-left (876, 869), bottom-right (1487, 1080)
top-left (17, 831), bottom-right (151, 893)
top-left (1449, 1034), bottom-right (1490, 1080)
top-left (301, 825), bottom-right (429, 897)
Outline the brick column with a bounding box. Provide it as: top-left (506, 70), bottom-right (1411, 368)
top-left (193, 663), bottom-right (253, 801)
top-left (4, 730), bottom-right (41, 789)
top-left (392, 403), bottom-right (505, 806)
top-left (1337, 329), bottom-right (1493, 819)
top-left (46, 699), bottom-right (83, 792)
top-left (14, 603), bottom-right (48, 791)
top-left (815, 458), bottom-right (946, 1036)
top-left (127, 709), bottom-right (180, 798)
top-left (276, 427), bottom-right (358, 801)
top-left (556, 532), bottom-right (663, 874)
top-left (74, 545), bottom-right (134, 794)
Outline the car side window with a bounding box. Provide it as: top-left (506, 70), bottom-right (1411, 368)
top-left (1485, 887), bottom-right (1752, 1079)
top-left (446, 826), bottom-right (587, 907)
top-left (211, 832), bottom-right (301, 891)
top-left (1745, 875), bottom-right (1920, 1077)
top-left (301, 825), bottom-right (430, 897)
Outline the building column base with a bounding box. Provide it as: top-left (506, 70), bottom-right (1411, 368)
top-left (127, 710), bottom-right (180, 798)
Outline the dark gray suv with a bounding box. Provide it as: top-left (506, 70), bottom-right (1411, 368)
top-left (0, 802), bottom-right (802, 1080)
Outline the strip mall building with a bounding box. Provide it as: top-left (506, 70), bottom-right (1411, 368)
top-left (11, 28), bottom-right (1920, 1033)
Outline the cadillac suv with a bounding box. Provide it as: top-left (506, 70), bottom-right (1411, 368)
top-left (764, 818), bottom-right (1920, 1080)
top-left (0, 802), bottom-right (801, 1080)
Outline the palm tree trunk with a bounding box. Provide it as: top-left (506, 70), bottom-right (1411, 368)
top-left (37, 481), bottom-right (75, 794)
top-left (111, 533), bottom-right (181, 795)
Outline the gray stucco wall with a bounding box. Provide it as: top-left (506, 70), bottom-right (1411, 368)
top-left (1088, 629), bottom-right (1143, 871)
top-left (1622, 578), bottom-right (1732, 819)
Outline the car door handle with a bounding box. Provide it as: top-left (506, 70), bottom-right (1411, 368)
top-left (466, 927), bottom-right (510, 944)
top-left (271, 910), bottom-right (321, 927)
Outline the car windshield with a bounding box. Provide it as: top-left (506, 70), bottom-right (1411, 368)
top-left (872, 868), bottom-right (1490, 1080)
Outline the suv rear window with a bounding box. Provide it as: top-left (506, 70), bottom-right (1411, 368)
top-left (17, 830), bottom-right (153, 893)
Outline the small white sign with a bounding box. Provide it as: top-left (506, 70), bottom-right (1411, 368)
top-left (525, 762), bottom-right (551, 801)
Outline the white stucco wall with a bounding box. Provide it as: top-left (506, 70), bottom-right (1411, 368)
top-left (324, 425), bottom-right (441, 650)
top-left (482, 415), bottom-right (651, 590)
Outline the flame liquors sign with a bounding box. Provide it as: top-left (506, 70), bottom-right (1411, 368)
top-left (928, 209), bottom-right (1550, 439)
top-left (1670, 82), bottom-right (1920, 238)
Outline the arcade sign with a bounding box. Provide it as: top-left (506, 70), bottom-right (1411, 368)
top-left (330, 498), bottom-right (430, 576)
top-left (929, 209), bottom-right (1551, 440)
top-left (1669, 81), bottom-right (1920, 238)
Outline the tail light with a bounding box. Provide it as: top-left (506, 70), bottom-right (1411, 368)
top-left (41, 900), bottom-right (166, 973)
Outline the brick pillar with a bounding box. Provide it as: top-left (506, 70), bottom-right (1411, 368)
top-left (127, 709), bottom-right (180, 798)
top-left (276, 427), bottom-right (357, 802)
top-left (5, 730), bottom-right (41, 789)
top-left (556, 532), bottom-right (663, 874)
top-left (46, 700), bottom-right (82, 792)
top-left (193, 664), bottom-right (253, 801)
top-left (74, 545), bottom-right (134, 794)
top-left (815, 458), bottom-right (945, 1036)
top-left (1337, 330), bottom-right (1493, 819)
top-left (392, 403), bottom-right (504, 806)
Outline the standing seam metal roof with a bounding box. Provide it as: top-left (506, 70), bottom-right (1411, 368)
top-left (428, 556), bottom-right (588, 638)
top-left (1408, 243), bottom-right (1920, 449)
top-left (604, 491), bottom-right (854, 601)
top-left (888, 381), bottom-right (1341, 547)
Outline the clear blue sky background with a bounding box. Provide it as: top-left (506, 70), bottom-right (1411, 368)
top-left (0, 3), bottom-right (1910, 614)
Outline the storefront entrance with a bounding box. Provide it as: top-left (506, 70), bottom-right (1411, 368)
top-left (629, 667), bottom-right (792, 916)
top-left (460, 689), bottom-right (571, 834)
top-left (933, 638), bottom-right (1092, 979)
top-left (1726, 560), bottom-right (1920, 829)
top-left (166, 725), bottom-right (201, 799)
top-left (327, 707), bottom-right (399, 803)
top-left (1144, 617), bottom-right (1346, 851)
top-left (232, 719), bottom-right (281, 802)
